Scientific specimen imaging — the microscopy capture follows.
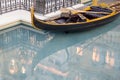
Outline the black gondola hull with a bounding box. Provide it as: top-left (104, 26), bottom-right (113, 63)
top-left (32, 13), bottom-right (120, 32)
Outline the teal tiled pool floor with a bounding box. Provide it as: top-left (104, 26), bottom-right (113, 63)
top-left (0, 17), bottom-right (120, 80)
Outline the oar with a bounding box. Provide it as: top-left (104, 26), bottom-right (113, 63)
top-left (60, 8), bottom-right (110, 15)
top-left (75, 10), bottom-right (110, 14)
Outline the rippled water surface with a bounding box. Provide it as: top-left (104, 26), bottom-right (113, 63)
top-left (0, 17), bottom-right (120, 80)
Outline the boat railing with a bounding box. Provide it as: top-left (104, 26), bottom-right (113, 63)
top-left (0, 0), bottom-right (33, 14)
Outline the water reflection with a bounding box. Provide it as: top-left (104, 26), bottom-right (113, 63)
top-left (37, 63), bottom-right (69, 77)
top-left (76, 47), bottom-right (83, 56)
top-left (9, 59), bottom-right (18, 74)
top-left (92, 47), bottom-right (100, 62)
top-left (0, 18), bottom-right (120, 80)
top-left (0, 25), bottom-right (54, 80)
top-left (21, 66), bottom-right (26, 74)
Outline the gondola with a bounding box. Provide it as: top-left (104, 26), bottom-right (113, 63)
top-left (31, 0), bottom-right (120, 32)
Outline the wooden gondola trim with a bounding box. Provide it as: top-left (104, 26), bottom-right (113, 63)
top-left (31, 6), bottom-right (41, 30)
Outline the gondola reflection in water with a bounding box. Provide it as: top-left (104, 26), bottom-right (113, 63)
top-left (31, 0), bottom-right (120, 32)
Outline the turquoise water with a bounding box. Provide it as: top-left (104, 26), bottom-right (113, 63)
top-left (0, 16), bottom-right (120, 80)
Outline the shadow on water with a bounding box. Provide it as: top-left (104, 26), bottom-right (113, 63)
top-left (31, 16), bottom-right (120, 74)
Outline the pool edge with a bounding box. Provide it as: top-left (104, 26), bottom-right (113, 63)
top-left (0, 20), bottom-right (32, 30)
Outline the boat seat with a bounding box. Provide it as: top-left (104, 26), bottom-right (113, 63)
top-left (82, 13), bottom-right (105, 19)
top-left (77, 14), bottom-right (87, 21)
top-left (55, 18), bottom-right (67, 24)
